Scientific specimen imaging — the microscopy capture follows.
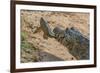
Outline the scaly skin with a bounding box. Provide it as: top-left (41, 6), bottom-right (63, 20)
top-left (53, 27), bottom-right (89, 60)
top-left (40, 17), bottom-right (89, 60)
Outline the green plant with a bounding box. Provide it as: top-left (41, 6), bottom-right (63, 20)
top-left (21, 31), bottom-right (28, 41)
top-left (21, 41), bottom-right (37, 50)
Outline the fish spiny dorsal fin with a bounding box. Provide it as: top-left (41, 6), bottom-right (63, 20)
top-left (40, 17), bottom-right (55, 38)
